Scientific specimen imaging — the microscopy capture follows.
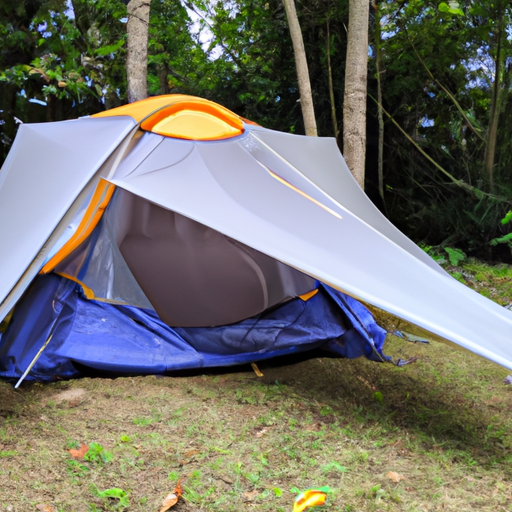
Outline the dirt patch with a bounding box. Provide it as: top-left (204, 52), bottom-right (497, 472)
top-left (53, 388), bottom-right (87, 405)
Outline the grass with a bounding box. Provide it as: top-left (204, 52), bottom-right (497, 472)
top-left (1, 258), bottom-right (512, 511)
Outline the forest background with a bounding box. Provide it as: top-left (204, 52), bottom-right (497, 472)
top-left (1, 0), bottom-right (512, 262)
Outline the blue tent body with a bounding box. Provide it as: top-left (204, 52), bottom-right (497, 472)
top-left (0, 274), bottom-right (387, 381)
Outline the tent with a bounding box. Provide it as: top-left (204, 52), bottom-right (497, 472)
top-left (0, 95), bottom-right (511, 383)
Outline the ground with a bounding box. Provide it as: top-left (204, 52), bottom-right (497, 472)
top-left (1, 258), bottom-right (512, 511)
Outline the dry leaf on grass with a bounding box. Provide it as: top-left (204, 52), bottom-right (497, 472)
top-left (36, 505), bottom-right (55, 512)
top-left (255, 428), bottom-right (268, 438)
top-left (243, 490), bottom-right (259, 501)
top-left (251, 362), bottom-right (263, 377)
top-left (159, 493), bottom-right (178, 512)
top-left (68, 443), bottom-right (89, 459)
top-left (386, 471), bottom-right (406, 483)
top-left (180, 449), bottom-right (200, 465)
top-left (159, 479), bottom-right (183, 511)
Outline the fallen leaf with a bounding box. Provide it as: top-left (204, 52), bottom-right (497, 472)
top-left (68, 443), bottom-right (89, 459)
top-left (174, 478), bottom-right (183, 497)
top-left (255, 428), bottom-right (268, 438)
top-left (243, 490), bottom-right (259, 501)
top-left (36, 505), bottom-right (55, 512)
top-left (159, 493), bottom-right (178, 512)
top-left (251, 362), bottom-right (263, 377)
top-left (180, 449), bottom-right (200, 464)
top-left (386, 471), bottom-right (406, 483)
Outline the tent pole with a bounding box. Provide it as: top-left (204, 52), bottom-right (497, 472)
top-left (14, 320), bottom-right (58, 389)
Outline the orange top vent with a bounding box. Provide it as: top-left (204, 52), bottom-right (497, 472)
top-left (93, 95), bottom-right (244, 141)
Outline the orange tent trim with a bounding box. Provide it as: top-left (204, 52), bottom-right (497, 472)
top-left (40, 179), bottom-right (115, 274)
top-left (92, 94), bottom-right (249, 141)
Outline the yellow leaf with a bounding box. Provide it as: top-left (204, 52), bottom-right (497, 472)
top-left (251, 362), bottom-right (263, 377)
top-left (293, 490), bottom-right (327, 512)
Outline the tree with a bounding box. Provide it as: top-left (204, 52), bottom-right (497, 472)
top-left (0, 0), bottom-right (128, 162)
top-left (343, 0), bottom-right (370, 189)
top-left (372, 0), bottom-right (512, 258)
top-left (481, 0), bottom-right (511, 190)
top-left (126, 0), bottom-right (151, 102)
top-left (371, 0), bottom-right (385, 207)
top-left (282, 0), bottom-right (317, 136)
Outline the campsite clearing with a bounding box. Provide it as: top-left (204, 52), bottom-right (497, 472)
top-left (1, 258), bottom-right (512, 512)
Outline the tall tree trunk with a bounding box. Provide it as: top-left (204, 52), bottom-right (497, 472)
top-left (343, 0), bottom-right (370, 189)
top-left (126, 0), bottom-right (151, 103)
top-left (373, 0), bottom-right (385, 208)
top-left (326, 18), bottom-right (339, 139)
top-left (483, 10), bottom-right (505, 191)
top-left (283, 0), bottom-right (317, 136)
top-left (159, 63), bottom-right (170, 95)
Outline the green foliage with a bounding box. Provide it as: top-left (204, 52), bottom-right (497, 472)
top-left (490, 233), bottom-right (512, 247)
top-left (374, 0), bottom-right (512, 260)
top-left (0, 450), bottom-right (17, 457)
top-left (84, 442), bottom-right (113, 464)
top-left (66, 459), bottom-right (89, 483)
top-left (322, 462), bottom-right (348, 474)
top-left (373, 391), bottom-right (384, 403)
top-left (501, 212), bottom-right (512, 225)
top-left (90, 484), bottom-right (130, 509)
top-left (444, 247), bottom-right (467, 266)
top-left (438, 1), bottom-right (464, 16)
top-left (0, 0), bottom-right (128, 162)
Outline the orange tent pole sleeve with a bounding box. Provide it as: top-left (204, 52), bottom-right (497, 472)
top-left (40, 178), bottom-right (116, 274)
top-left (298, 289), bottom-right (319, 301)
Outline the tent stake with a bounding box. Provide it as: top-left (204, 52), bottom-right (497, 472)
top-left (14, 322), bottom-right (57, 389)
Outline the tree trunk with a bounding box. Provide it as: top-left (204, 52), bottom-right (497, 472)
top-left (343, 0), bottom-right (370, 189)
top-left (126, 0), bottom-right (151, 103)
top-left (283, 0), bottom-right (317, 136)
top-left (373, 0), bottom-right (385, 208)
top-left (326, 18), bottom-right (339, 140)
top-left (483, 11), bottom-right (504, 191)
top-left (159, 63), bottom-right (170, 95)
